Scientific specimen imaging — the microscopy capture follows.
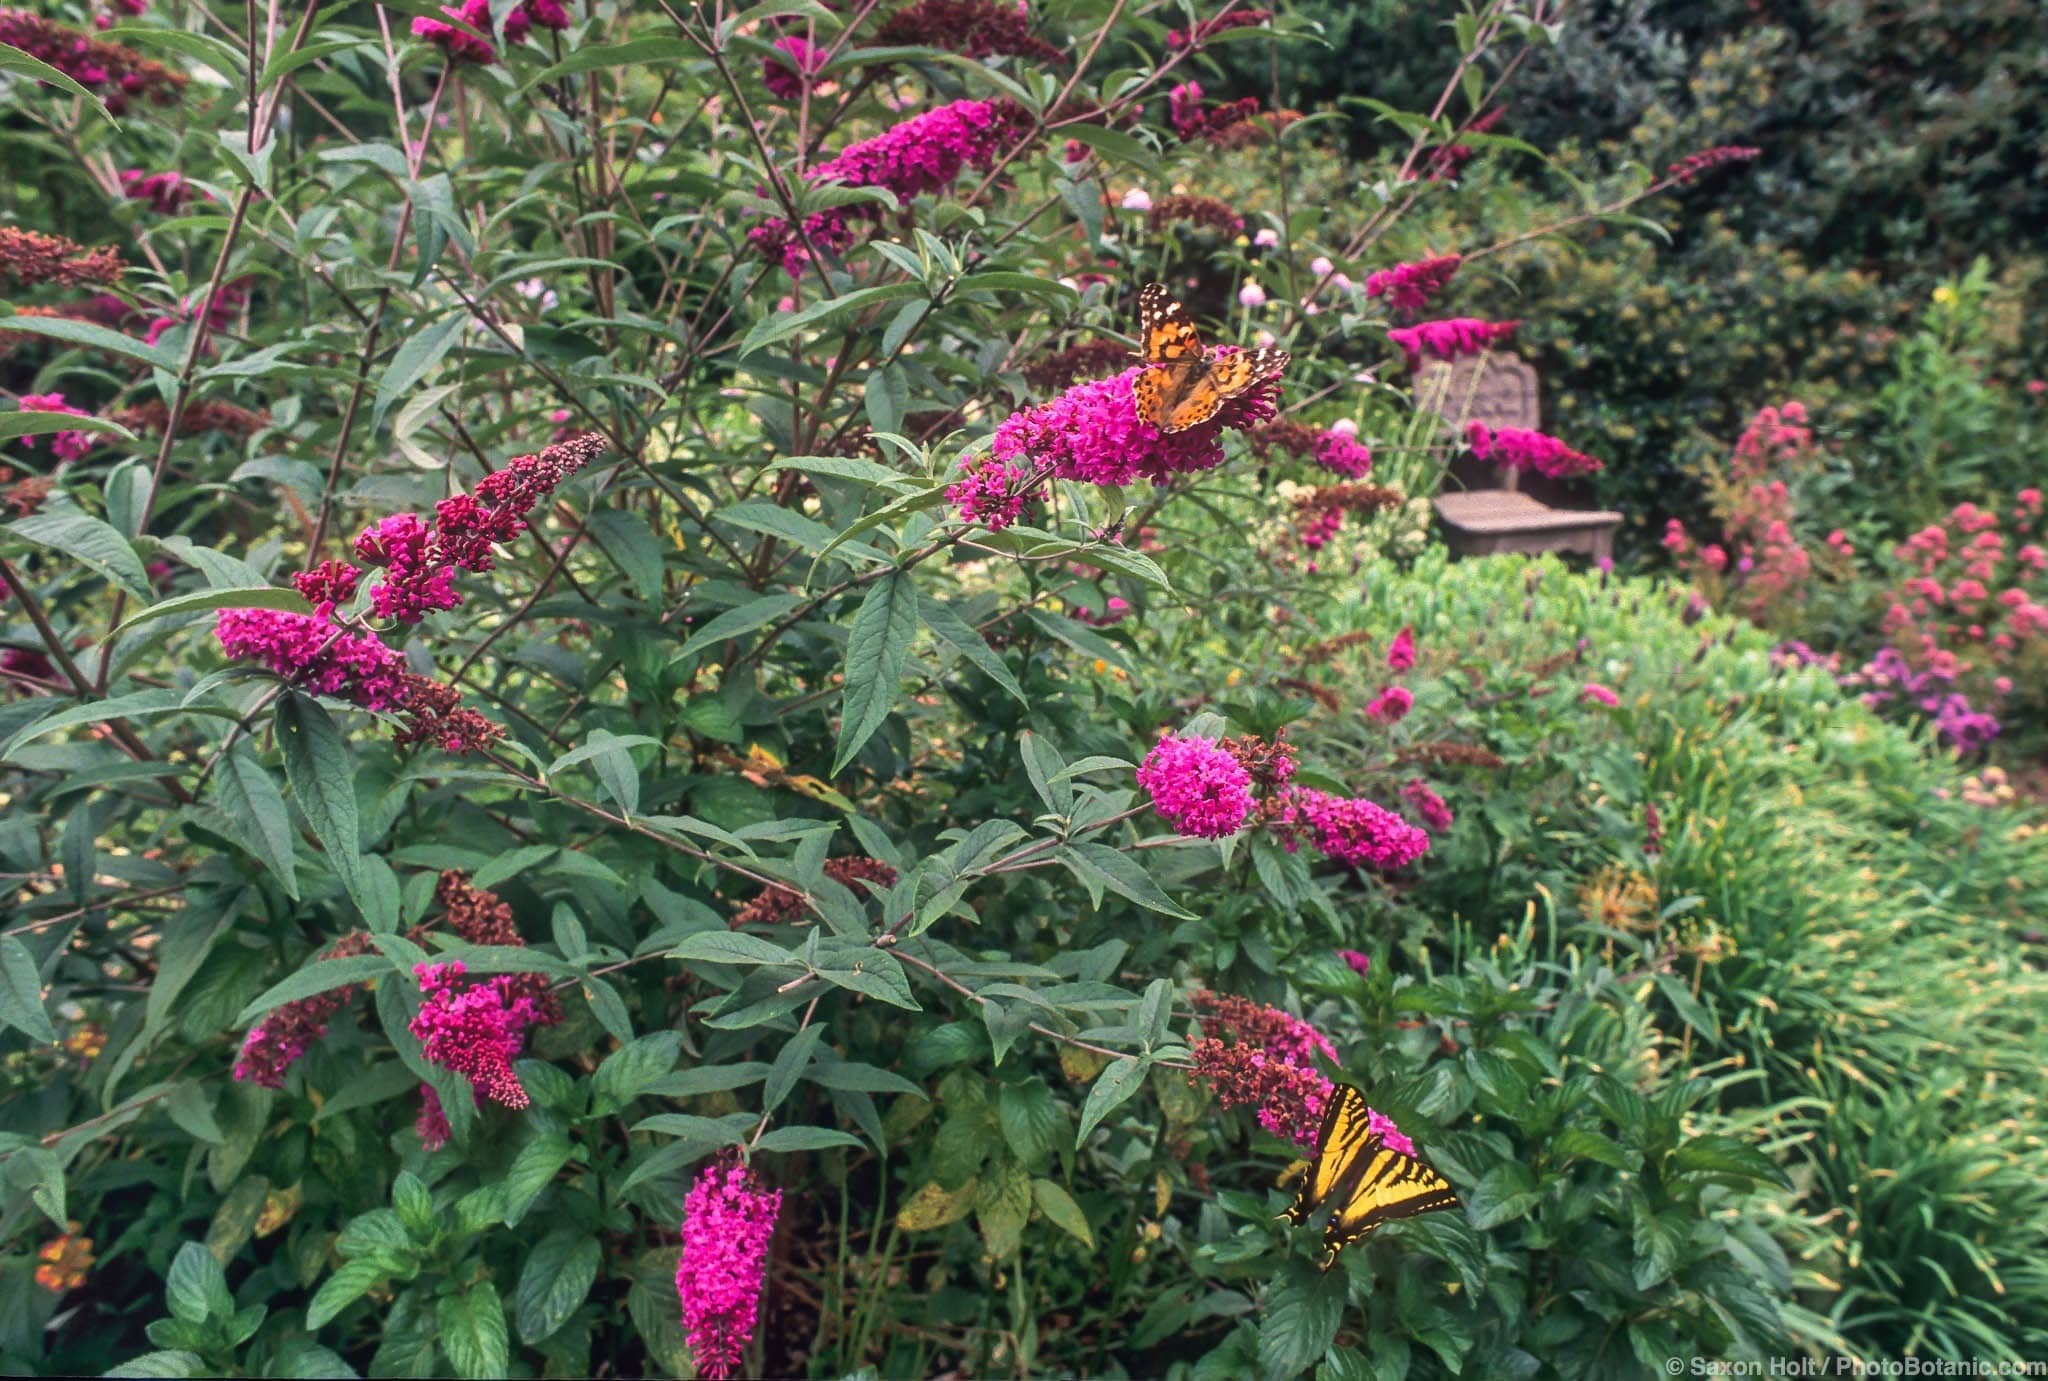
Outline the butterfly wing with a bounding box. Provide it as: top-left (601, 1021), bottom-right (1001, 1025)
top-left (1138, 283), bottom-right (1206, 364)
top-left (1317, 1141), bottom-right (1459, 1268)
top-left (1287, 1084), bottom-right (1460, 1269)
top-left (1162, 346), bottom-right (1291, 433)
top-left (1286, 1085), bottom-right (1376, 1225)
top-left (1134, 283), bottom-right (1205, 430)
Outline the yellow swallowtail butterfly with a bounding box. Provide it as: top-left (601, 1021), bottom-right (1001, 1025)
top-left (1286, 1084), bottom-right (1460, 1268)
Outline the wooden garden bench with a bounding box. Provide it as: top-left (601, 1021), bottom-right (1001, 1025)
top-left (1416, 352), bottom-right (1623, 564)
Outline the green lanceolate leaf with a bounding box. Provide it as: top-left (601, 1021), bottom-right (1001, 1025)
top-left (275, 694), bottom-right (368, 912)
top-left (833, 571), bottom-right (918, 774)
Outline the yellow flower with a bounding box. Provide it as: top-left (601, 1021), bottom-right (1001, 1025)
top-left (1933, 285), bottom-right (1957, 306)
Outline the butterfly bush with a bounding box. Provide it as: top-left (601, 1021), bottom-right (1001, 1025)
top-left (0, 10), bottom-right (184, 111)
top-left (233, 932), bottom-right (374, 1088)
top-left (1136, 733), bottom-right (1257, 838)
top-left (875, 0), bottom-right (1063, 64)
top-left (1365, 254), bottom-right (1462, 315)
top-left (1400, 778), bottom-right (1455, 834)
top-left (676, 1158), bottom-right (782, 1381)
top-left (1389, 316), bottom-right (1519, 366)
top-left (353, 431), bottom-right (602, 622)
top-left (1466, 421), bottom-right (1604, 479)
top-left (749, 98), bottom-right (1031, 274)
top-left (979, 362), bottom-right (1279, 491)
top-left (1267, 788), bottom-right (1431, 871)
top-left (1188, 991), bottom-right (1335, 1147)
top-left (760, 35), bottom-right (823, 100)
top-left (0, 227), bottom-right (124, 288)
top-left (408, 961), bottom-right (548, 1109)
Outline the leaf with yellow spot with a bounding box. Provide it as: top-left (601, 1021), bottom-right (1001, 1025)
top-left (1153, 1171), bottom-right (1171, 1218)
top-left (1058, 1045), bottom-right (1108, 1084)
top-left (896, 1178), bottom-right (977, 1231)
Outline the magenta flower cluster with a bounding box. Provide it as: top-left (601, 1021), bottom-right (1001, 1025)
top-left (750, 99), bottom-right (1026, 274)
top-left (946, 453), bottom-right (1032, 531)
top-left (1400, 777), bottom-right (1454, 834)
top-left (1363, 255), bottom-right (1462, 315)
top-left (1389, 316), bottom-right (1519, 367)
top-left (1314, 429), bottom-right (1372, 479)
top-left (1136, 733), bottom-right (1256, 839)
top-left (985, 362), bottom-right (1278, 490)
top-left (407, 961), bottom-right (544, 1109)
top-left (1365, 684), bottom-right (1413, 723)
top-left (215, 607), bottom-right (406, 709)
top-left (412, 0), bottom-right (568, 64)
top-left (1467, 421), bottom-right (1603, 478)
top-left (119, 168), bottom-right (192, 215)
top-left (1272, 788), bottom-right (1430, 871)
top-left (16, 393), bottom-right (94, 461)
top-left (676, 1158), bottom-right (783, 1381)
top-left (1386, 625), bottom-right (1416, 671)
top-left (761, 35), bottom-right (822, 100)
top-left (354, 432), bottom-right (601, 623)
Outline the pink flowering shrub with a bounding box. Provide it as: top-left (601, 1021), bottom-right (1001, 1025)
top-left (1662, 402), bottom-right (1847, 629)
top-left (0, 2), bottom-right (1889, 1374)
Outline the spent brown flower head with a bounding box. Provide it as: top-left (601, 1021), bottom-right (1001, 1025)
top-left (0, 228), bottom-right (125, 288)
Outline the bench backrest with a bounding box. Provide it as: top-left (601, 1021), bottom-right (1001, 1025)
top-left (1414, 351), bottom-right (1539, 492)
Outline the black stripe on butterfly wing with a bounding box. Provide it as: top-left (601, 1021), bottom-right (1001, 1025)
top-left (1319, 1151), bottom-right (1461, 1258)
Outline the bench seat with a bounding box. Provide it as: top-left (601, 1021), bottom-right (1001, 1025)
top-left (1435, 489), bottom-right (1623, 562)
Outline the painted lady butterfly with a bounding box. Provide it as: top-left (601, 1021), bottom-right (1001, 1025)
top-left (1132, 283), bottom-right (1289, 433)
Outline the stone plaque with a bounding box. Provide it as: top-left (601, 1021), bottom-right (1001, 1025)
top-left (1414, 352), bottom-right (1540, 432)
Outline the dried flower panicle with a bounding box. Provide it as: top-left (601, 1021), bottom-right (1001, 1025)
top-left (1394, 741), bottom-right (1506, 771)
top-left (1147, 194), bottom-right (1244, 236)
top-left (875, 0), bottom-right (1063, 64)
top-left (1667, 145), bottom-right (1761, 185)
top-left (0, 10), bottom-right (185, 111)
top-left (1188, 990), bottom-right (1336, 1147)
top-left (1167, 8), bottom-right (1271, 48)
top-left (233, 931), bottom-right (375, 1088)
top-left (1024, 337), bottom-right (1132, 391)
top-left (733, 856), bottom-right (899, 928)
top-left (676, 1157), bottom-right (782, 1380)
top-left (0, 227), bottom-right (125, 287)
top-left (110, 397), bottom-right (268, 439)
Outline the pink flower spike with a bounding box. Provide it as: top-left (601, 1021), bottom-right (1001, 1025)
top-left (1580, 682), bottom-right (1621, 708)
top-left (1386, 626), bottom-right (1416, 672)
top-left (1365, 685), bottom-right (1413, 724)
top-left (407, 960), bottom-right (541, 1108)
top-left (676, 1157), bottom-right (782, 1381)
top-left (1137, 733), bottom-right (1255, 839)
top-left (1337, 949), bottom-right (1371, 978)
